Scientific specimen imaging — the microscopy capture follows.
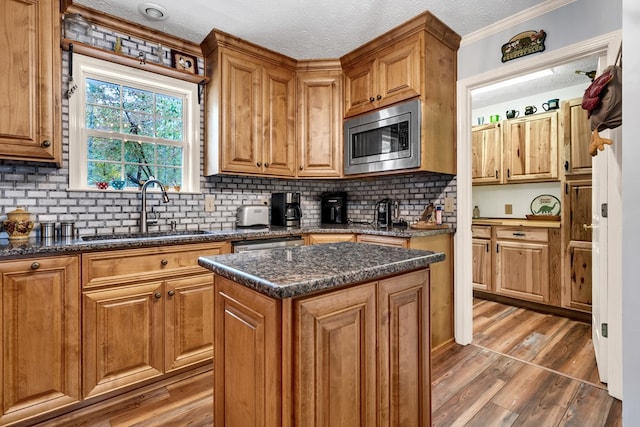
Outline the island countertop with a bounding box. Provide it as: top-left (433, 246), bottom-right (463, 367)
top-left (198, 241), bottom-right (445, 299)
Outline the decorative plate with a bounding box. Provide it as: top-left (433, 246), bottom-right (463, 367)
top-left (530, 194), bottom-right (561, 216)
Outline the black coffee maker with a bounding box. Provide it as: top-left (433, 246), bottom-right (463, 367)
top-left (271, 192), bottom-right (302, 227)
top-left (321, 192), bottom-right (347, 224)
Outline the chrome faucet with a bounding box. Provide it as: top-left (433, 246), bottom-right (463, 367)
top-left (140, 177), bottom-right (170, 233)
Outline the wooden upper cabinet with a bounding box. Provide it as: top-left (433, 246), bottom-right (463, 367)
top-left (202, 30), bottom-right (297, 177)
top-left (503, 111), bottom-right (559, 183)
top-left (0, 255), bottom-right (80, 425)
top-left (472, 123), bottom-right (502, 184)
top-left (296, 63), bottom-right (343, 177)
top-left (0, 0), bottom-right (61, 164)
top-left (561, 98), bottom-right (592, 176)
top-left (343, 33), bottom-right (422, 117)
top-left (341, 12), bottom-right (460, 175)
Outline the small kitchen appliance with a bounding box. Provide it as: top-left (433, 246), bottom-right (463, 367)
top-left (271, 192), bottom-right (302, 227)
top-left (321, 192), bottom-right (348, 224)
top-left (375, 198), bottom-right (393, 228)
top-left (236, 205), bottom-right (270, 227)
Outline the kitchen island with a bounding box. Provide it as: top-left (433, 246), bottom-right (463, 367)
top-left (199, 242), bottom-right (444, 426)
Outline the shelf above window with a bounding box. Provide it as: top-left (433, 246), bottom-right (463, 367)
top-left (61, 39), bottom-right (208, 85)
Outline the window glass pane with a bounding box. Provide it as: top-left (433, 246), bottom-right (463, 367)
top-left (86, 79), bottom-right (120, 107)
top-left (86, 106), bottom-right (120, 131)
top-left (156, 118), bottom-right (183, 141)
top-left (157, 144), bottom-right (183, 167)
top-left (88, 137), bottom-right (122, 161)
top-left (122, 111), bottom-right (154, 136)
top-left (123, 87), bottom-right (153, 113)
top-left (88, 161), bottom-right (121, 184)
top-left (124, 140), bottom-right (155, 164)
top-left (156, 94), bottom-right (183, 118)
top-left (156, 166), bottom-right (182, 187)
top-left (124, 163), bottom-right (157, 186)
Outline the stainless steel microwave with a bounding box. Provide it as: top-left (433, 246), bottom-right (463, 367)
top-left (343, 99), bottom-right (421, 175)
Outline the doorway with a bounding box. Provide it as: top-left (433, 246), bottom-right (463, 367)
top-left (454, 30), bottom-right (623, 398)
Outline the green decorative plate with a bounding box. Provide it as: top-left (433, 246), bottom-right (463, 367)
top-left (530, 194), bottom-right (561, 216)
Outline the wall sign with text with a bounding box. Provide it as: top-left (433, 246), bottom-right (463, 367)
top-left (501, 30), bottom-right (547, 63)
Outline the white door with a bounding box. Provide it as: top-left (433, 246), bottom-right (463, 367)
top-left (591, 126), bottom-right (608, 383)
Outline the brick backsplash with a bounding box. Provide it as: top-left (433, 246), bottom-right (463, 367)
top-left (0, 16), bottom-right (457, 238)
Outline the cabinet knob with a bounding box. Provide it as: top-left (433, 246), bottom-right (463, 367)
top-left (30, 262), bottom-right (40, 270)
top-left (495, 170), bottom-right (499, 179)
top-left (369, 97), bottom-right (375, 102)
top-left (264, 162), bottom-right (269, 167)
top-left (154, 292), bottom-right (162, 299)
top-left (507, 169), bottom-right (511, 178)
top-left (564, 161), bottom-right (569, 171)
top-left (376, 94), bottom-right (382, 100)
top-left (161, 259), bottom-right (168, 266)
top-left (167, 290), bottom-right (175, 297)
top-left (256, 162), bottom-right (262, 167)
top-left (42, 140), bottom-right (51, 148)
top-left (299, 165), bottom-right (303, 170)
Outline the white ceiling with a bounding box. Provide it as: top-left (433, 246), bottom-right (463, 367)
top-left (75, 0), bottom-right (547, 59)
top-left (73, 0), bottom-right (598, 105)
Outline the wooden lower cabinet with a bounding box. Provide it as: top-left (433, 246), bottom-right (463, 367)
top-left (307, 233), bottom-right (356, 244)
top-left (472, 226), bottom-right (492, 291)
top-left (356, 234), bottom-right (409, 247)
top-left (494, 228), bottom-right (550, 303)
top-left (0, 256), bottom-right (80, 426)
top-left (214, 269), bottom-right (431, 425)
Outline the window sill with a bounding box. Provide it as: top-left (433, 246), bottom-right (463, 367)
top-left (66, 187), bottom-right (200, 195)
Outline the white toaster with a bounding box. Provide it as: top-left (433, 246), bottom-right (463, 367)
top-left (236, 205), bottom-right (269, 227)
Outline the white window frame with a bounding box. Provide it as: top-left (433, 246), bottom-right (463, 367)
top-left (68, 54), bottom-right (201, 193)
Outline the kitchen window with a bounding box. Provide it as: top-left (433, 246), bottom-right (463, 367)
top-left (68, 54), bottom-right (200, 192)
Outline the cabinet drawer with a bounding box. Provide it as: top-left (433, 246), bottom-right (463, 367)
top-left (495, 227), bottom-right (548, 242)
top-left (82, 242), bottom-right (230, 288)
top-left (356, 234), bottom-right (409, 248)
top-left (471, 226), bottom-right (491, 239)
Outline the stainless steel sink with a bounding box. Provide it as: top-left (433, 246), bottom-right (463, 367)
top-left (81, 230), bottom-right (214, 241)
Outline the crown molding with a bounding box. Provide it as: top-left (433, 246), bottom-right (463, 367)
top-left (461, 0), bottom-right (576, 47)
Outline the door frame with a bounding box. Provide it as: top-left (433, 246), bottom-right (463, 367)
top-left (454, 31), bottom-right (622, 396)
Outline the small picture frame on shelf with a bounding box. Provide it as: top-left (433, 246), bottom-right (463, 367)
top-left (170, 49), bottom-right (197, 74)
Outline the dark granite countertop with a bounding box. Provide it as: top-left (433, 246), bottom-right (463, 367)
top-left (198, 241), bottom-right (445, 299)
top-left (0, 223), bottom-right (454, 259)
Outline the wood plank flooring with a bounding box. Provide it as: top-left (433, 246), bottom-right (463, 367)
top-left (432, 299), bottom-right (621, 427)
top-left (33, 299), bottom-right (621, 426)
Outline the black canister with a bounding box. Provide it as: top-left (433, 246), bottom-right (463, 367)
top-left (321, 192), bottom-right (348, 224)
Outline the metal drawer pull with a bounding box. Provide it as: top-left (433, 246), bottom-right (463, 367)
top-left (31, 262), bottom-right (40, 270)
top-left (512, 232), bottom-right (526, 237)
top-left (161, 259), bottom-right (168, 266)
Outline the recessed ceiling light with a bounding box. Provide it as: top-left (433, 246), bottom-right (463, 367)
top-left (138, 3), bottom-right (168, 21)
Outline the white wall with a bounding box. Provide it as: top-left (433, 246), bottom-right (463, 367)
top-left (622, 0), bottom-right (640, 421)
top-left (473, 182), bottom-right (561, 218)
top-left (472, 83), bottom-right (587, 126)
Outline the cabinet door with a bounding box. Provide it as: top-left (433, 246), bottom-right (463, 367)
top-left (495, 240), bottom-right (549, 302)
top-left (566, 242), bottom-right (592, 312)
top-left (297, 70), bottom-right (343, 177)
top-left (343, 59), bottom-right (376, 117)
top-left (83, 282), bottom-right (164, 398)
top-left (0, 0), bottom-right (60, 164)
top-left (376, 33), bottom-right (422, 110)
top-left (294, 283), bottom-right (377, 427)
top-left (472, 238), bottom-right (492, 291)
top-left (504, 112), bottom-right (558, 182)
top-left (262, 64), bottom-right (296, 177)
top-left (561, 98), bottom-right (592, 175)
top-left (0, 256), bottom-right (80, 425)
top-left (214, 276), bottom-right (281, 427)
top-left (378, 270), bottom-right (430, 427)
top-left (220, 51), bottom-right (262, 174)
top-left (165, 274), bottom-right (214, 372)
top-left (472, 123), bottom-right (501, 184)
top-left (568, 181), bottom-right (592, 242)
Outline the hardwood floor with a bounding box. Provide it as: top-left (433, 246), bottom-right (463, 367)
top-left (33, 299), bottom-right (621, 426)
top-left (431, 299), bottom-right (622, 426)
